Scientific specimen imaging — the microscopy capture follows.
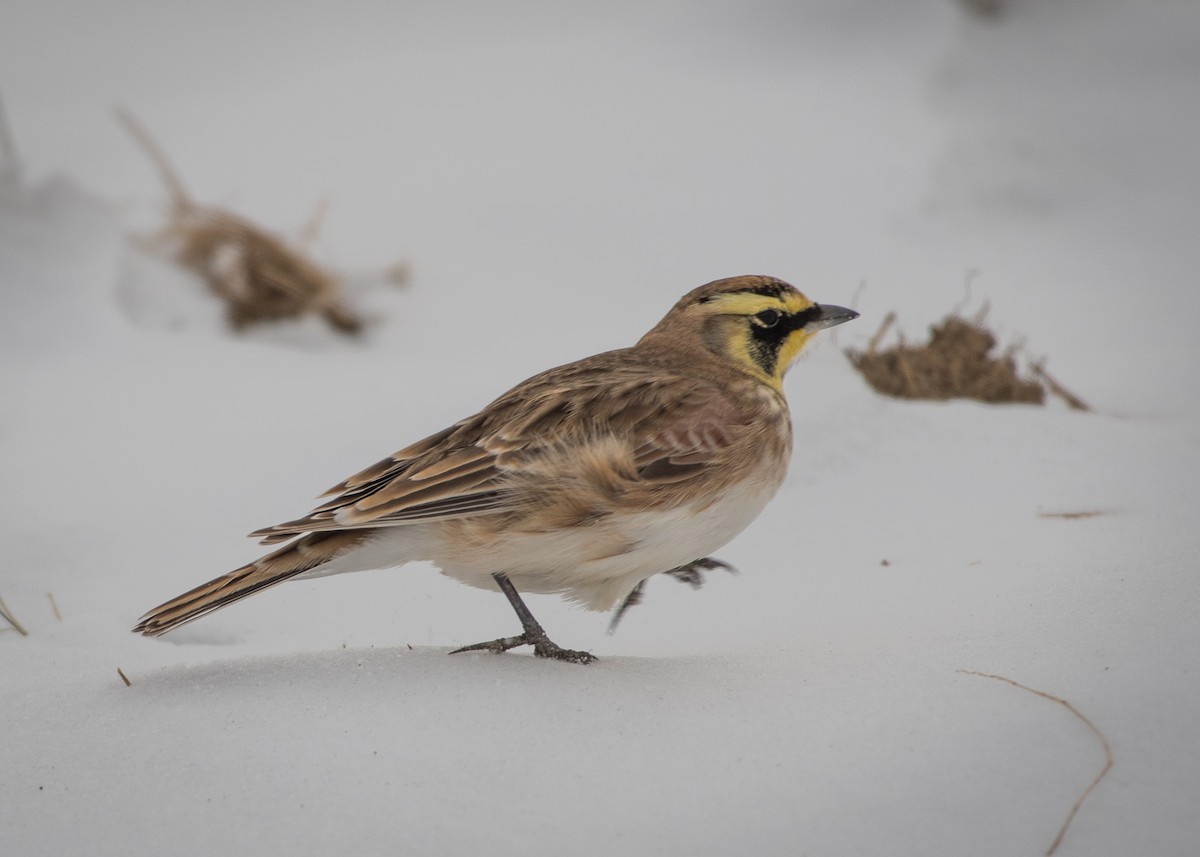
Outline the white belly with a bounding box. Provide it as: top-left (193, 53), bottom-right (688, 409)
top-left (296, 473), bottom-right (781, 612)
top-left (432, 476), bottom-right (780, 611)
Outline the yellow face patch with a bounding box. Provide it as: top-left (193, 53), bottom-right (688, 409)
top-left (696, 290), bottom-right (818, 391)
top-left (771, 331), bottom-right (814, 383)
top-left (697, 290), bottom-right (814, 318)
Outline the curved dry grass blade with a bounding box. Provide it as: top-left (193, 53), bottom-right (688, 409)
top-left (959, 670), bottom-right (1113, 856)
top-left (1031, 362), bottom-right (1091, 411)
top-left (114, 106), bottom-right (191, 209)
top-left (0, 594), bottom-right (29, 635)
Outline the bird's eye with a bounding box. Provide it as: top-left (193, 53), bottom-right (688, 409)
top-left (755, 309), bottom-right (782, 328)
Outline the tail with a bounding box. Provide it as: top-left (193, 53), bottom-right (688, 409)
top-left (133, 530), bottom-right (368, 636)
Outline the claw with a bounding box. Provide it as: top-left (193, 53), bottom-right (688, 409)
top-left (450, 634), bottom-right (529, 655)
top-left (664, 557), bottom-right (735, 588)
top-left (531, 639), bottom-right (597, 664)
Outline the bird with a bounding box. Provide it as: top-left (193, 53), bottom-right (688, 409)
top-left (133, 275), bottom-right (858, 663)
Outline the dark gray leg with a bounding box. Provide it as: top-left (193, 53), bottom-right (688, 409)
top-left (451, 573), bottom-right (596, 664)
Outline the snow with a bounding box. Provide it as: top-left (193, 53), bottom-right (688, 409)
top-left (3, 1), bottom-right (1199, 855)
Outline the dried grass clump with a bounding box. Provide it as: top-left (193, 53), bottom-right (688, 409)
top-left (117, 108), bottom-right (362, 335)
top-left (847, 307), bottom-right (1088, 409)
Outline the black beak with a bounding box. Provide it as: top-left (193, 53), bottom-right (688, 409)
top-left (806, 304), bottom-right (859, 331)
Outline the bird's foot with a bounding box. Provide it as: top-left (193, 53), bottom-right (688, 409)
top-left (450, 632), bottom-right (596, 665)
top-left (530, 636), bottom-right (597, 665)
top-left (608, 556), bottom-right (737, 634)
top-left (451, 573), bottom-right (596, 664)
top-left (663, 556), bottom-right (736, 588)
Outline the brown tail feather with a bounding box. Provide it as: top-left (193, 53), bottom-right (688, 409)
top-left (133, 530), bottom-right (368, 636)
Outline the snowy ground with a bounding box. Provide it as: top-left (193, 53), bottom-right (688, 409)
top-left (3, 2), bottom-right (1199, 855)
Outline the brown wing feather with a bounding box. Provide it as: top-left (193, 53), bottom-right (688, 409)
top-left (318, 423), bottom-right (462, 497)
top-left (249, 351), bottom-right (755, 545)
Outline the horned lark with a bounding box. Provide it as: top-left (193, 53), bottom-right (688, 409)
top-left (134, 275), bottom-right (858, 663)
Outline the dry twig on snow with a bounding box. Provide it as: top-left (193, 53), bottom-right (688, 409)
top-left (959, 670), bottom-right (1113, 856)
top-left (1030, 362), bottom-right (1091, 411)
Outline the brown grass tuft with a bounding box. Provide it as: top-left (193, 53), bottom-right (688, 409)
top-left (116, 108), bottom-right (363, 335)
top-left (846, 307), bottom-right (1087, 409)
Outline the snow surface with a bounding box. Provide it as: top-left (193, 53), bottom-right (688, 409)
top-left (3, 1), bottom-right (1199, 855)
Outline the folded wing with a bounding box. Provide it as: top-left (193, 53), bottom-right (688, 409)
top-left (250, 358), bottom-right (750, 545)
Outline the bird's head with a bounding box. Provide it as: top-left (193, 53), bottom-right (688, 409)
top-left (639, 275), bottom-right (859, 391)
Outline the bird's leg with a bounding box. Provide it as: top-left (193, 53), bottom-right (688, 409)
top-left (450, 573), bottom-right (596, 665)
top-left (606, 580), bottom-right (645, 635)
top-left (608, 557), bottom-right (737, 634)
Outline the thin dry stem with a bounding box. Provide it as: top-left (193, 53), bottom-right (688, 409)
top-left (114, 106), bottom-right (191, 209)
top-left (0, 595), bottom-right (29, 636)
top-left (117, 667), bottom-right (132, 687)
top-left (828, 280), bottom-right (866, 350)
top-left (959, 670), bottom-right (1113, 856)
top-left (865, 311), bottom-right (897, 355)
top-left (298, 196), bottom-right (331, 248)
top-left (849, 279), bottom-right (867, 311)
top-left (47, 592), bottom-right (62, 620)
top-left (952, 270), bottom-right (979, 317)
top-left (1031, 362), bottom-right (1091, 411)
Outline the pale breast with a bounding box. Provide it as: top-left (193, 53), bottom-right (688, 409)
top-left (430, 439), bottom-right (789, 611)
